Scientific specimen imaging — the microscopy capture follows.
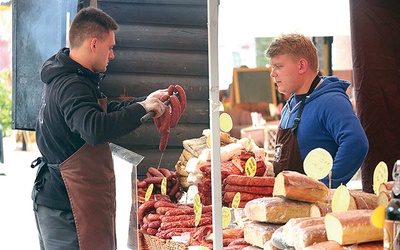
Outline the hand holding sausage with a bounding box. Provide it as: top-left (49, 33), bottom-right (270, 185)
top-left (146, 85), bottom-right (174, 100)
top-left (139, 98), bottom-right (165, 118)
top-left (153, 85), bottom-right (186, 151)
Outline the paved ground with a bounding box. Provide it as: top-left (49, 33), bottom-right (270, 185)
top-left (0, 137), bottom-right (133, 249)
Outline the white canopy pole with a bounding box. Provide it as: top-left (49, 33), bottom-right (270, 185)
top-left (207, 0), bottom-right (223, 249)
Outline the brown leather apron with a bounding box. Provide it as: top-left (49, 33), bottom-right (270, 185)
top-left (59, 97), bottom-right (116, 250)
top-left (273, 75), bottom-right (321, 176)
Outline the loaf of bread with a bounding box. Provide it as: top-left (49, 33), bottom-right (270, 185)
top-left (304, 241), bottom-right (383, 250)
top-left (244, 197), bottom-right (311, 224)
top-left (243, 221), bottom-right (281, 248)
top-left (310, 201), bottom-right (332, 217)
top-left (263, 240), bottom-right (286, 250)
top-left (293, 224), bottom-right (327, 249)
top-left (283, 217), bottom-right (325, 247)
top-left (302, 240), bottom-right (343, 250)
top-left (270, 226), bottom-right (291, 250)
top-left (378, 190), bottom-right (391, 206)
top-left (379, 181), bottom-right (394, 193)
top-left (273, 171), bottom-right (329, 203)
top-left (324, 210), bottom-right (383, 245)
top-left (349, 190), bottom-right (379, 210)
top-left (344, 240), bottom-right (383, 249)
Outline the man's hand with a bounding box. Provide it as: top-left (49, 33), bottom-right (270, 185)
top-left (147, 85), bottom-right (174, 100)
top-left (139, 98), bottom-right (165, 118)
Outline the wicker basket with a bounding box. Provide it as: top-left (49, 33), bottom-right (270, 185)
top-left (138, 232), bottom-right (150, 250)
top-left (163, 239), bottom-right (189, 250)
top-left (142, 234), bottom-right (188, 250)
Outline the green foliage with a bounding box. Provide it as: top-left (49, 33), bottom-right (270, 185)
top-left (255, 37), bottom-right (274, 67)
top-left (0, 69), bottom-right (12, 137)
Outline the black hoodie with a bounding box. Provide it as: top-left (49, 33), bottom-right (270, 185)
top-left (35, 48), bottom-right (147, 210)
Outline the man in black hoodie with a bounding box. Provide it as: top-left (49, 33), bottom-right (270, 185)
top-left (31, 6), bottom-right (175, 250)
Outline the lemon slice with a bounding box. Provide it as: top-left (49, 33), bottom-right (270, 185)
top-left (371, 203), bottom-right (387, 229)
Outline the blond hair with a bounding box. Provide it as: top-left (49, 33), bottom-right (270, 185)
top-left (265, 33), bottom-right (319, 72)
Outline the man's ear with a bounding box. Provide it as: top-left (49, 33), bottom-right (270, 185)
top-left (298, 58), bottom-right (308, 74)
top-left (90, 38), bottom-right (98, 52)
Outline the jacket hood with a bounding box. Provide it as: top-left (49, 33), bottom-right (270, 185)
top-left (287, 76), bottom-right (350, 105)
top-left (40, 47), bottom-right (102, 85)
top-left (309, 76), bottom-right (350, 100)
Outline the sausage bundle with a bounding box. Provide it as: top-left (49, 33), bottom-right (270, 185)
top-left (222, 174), bottom-right (275, 208)
top-left (136, 166), bottom-right (182, 203)
top-left (153, 85), bottom-right (186, 151)
top-left (138, 199), bottom-right (215, 245)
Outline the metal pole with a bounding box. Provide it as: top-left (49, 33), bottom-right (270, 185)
top-left (207, 0), bottom-right (223, 249)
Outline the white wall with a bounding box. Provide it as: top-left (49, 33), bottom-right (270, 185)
top-left (218, 0), bottom-right (351, 89)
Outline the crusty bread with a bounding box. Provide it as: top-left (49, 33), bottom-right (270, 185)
top-left (379, 181), bottom-right (394, 194)
top-left (269, 226), bottom-right (291, 250)
top-left (243, 221), bottom-right (281, 248)
top-left (344, 241), bottom-right (383, 249)
top-left (293, 224), bottom-right (327, 249)
top-left (324, 210), bottom-right (383, 245)
top-left (378, 190), bottom-right (391, 206)
top-left (244, 197), bottom-right (311, 224)
top-left (310, 201), bottom-right (332, 217)
top-left (273, 171), bottom-right (329, 203)
top-left (349, 190), bottom-right (379, 210)
top-left (302, 240), bottom-right (343, 250)
top-left (283, 217), bottom-right (325, 247)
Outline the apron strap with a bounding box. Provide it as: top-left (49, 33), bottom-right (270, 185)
top-left (291, 74), bottom-right (321, 135)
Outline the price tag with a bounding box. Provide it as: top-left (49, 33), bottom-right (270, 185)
top-left (373, 161), bottom-right (388, 195)
top-left (193, 194), bottom-right (202, 227)
top-left (144, 184), bottom-right (154, 202)
top-left (206, 134), bottom-right (211, 148)
top-left (371, 203), bottom-right (387, 229)
top-left (161, 177), bottom-right (167, 195)
top-left (231, 192), bottom-right (241, 209)
top-left (222, 207), bottom-right (231, 228)
top-left (220, 113), bottom-right (233, 133)
top-left (246, 135), bottom-right (252, 151)
top-left (303, 148), bottom-right (333, 179)
top-left (245, 157), bottom-right (256, 177)
top-left (331, 184), bottom-right (350, 212)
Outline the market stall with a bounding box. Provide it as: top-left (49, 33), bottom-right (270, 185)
top-left (128, 129), bottom-right (389, 249)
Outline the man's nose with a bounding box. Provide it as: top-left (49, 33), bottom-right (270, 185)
top-left (109, 51), bottom-right (115, 60)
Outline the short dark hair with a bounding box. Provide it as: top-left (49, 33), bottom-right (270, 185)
top-left (69, 6), bottom-right (119, 49)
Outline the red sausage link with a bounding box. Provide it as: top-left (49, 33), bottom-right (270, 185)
top-left (175, 85), bottom-right (186, 114)
top-left (169, 95), bottom-right (181, 128)
top-left (148, 167), bottom-right (164, 177)
top-left (167, 85), bottom-right (175, 95)
top-left (159, 132), bottom-right (169, 151)
top-left (158, 168), bottom-right (172, 177)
